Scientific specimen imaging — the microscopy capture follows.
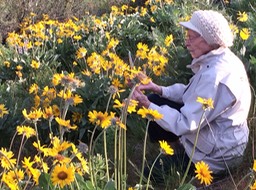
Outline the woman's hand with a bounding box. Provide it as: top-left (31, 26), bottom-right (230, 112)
top-left (136, 72), bottom-right (162, 95)
top-left (131, 88), bottom-right (151, 108)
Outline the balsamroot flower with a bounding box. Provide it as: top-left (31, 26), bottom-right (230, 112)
top-left (2, 169), bottom-right (24, 189)
top-left (164, 34), bottom-right (174, 47)
top-left (240, 28), bottom-right (250, 40)
top-left (250, 181), bottom-right (256, 190)
top-left (137, 107), bottom-right (163, 121)
top-left (22, 108), bottom-right (43, 122)
top-left (76, 47), bottom-right (87, 59)
top-left (0, 148), bottom-right (16, 170)
top-left (51, 164), bottom-right (75, 188)
top-left (196, 97), bottom-right (214, 110)
top-left (88, 110), bottom-right (113, 129)
top-left (237, 11), bottom-right (248, 22)
top-left (0, 104), bottom-right (9, 118)
top-left (195, 161), bottom-right (213, 186)
top-left (159, 140), bottom-right (174, 155)
top-left (16, 125), bottom-right (36, 138)
top-left (253, 159), bottom-right (256, 172)
top-left (55, 117), bottom-right (77, 130)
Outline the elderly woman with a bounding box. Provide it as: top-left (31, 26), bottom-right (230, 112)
top-left (132, 10), bottom-right (251, 183)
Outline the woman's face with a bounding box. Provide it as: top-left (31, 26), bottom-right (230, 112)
top-left (185, 29), bottom-right (213, 59)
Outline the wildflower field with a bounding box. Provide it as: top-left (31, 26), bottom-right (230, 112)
top-left (0, 0), bottom-right (255, 189)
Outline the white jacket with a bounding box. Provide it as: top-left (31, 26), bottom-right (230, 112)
top-left (149, 47), bottom-right (251, 173)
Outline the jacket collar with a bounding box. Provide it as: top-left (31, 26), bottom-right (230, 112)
top-left (187, 47), bottom-right (229, 73)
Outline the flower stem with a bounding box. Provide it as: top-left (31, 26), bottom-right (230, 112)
top-left (139, 120), bottom-right (150, 189)
top-left (180, 111), bottom-right (206, 186)
top-left (16, 134), bottom-right (25, 168)
top-left (88, 125), bottom-right (98, 188)
top-left (146, 152), bottom-right (162, 190)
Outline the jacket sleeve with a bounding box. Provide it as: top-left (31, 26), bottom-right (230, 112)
top-left (149, 73), bottom-right (236, 136)
top-left (161, 83), bottom-right (186, 103)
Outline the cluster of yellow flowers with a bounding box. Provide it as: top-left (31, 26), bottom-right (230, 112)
top-left (0, 0), bottom-right (253, 189)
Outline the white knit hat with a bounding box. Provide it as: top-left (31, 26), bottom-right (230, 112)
top-left (179, 10), bottom-right (234, 47)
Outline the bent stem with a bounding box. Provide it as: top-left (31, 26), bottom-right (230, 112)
top-left (103, 94), bottom-right (112, 182)
top-left (139, 120), bottom-right (150, 189)
top-left (88, 124), bottom-right (98, 188)
top-left (0, 151), bottom-right (22, 190)
top-left (180, 111), bottom-right (206, 186)
top-left (16, 134), bottom-right (25, 167)
top-left (146, 152), bottom-right (162, 190)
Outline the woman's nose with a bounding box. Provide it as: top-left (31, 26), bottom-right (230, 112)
top-left (185, 38), bottom-right (190, 46)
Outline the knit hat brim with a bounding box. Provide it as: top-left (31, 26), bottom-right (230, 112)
top-left (179, 21), bottom-right (202, 36)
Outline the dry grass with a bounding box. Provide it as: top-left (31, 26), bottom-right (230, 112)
top-left (0, 0), bottom-right (129, 43)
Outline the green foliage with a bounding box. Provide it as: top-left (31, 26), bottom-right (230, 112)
top-left (0, 0), bottom-right (255, 189)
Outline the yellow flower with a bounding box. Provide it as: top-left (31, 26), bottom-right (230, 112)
top-left (107, 38), bottom-right (119, 50)
top-left (30, 168), bottom-right (41, 185)
top-left (196, 97), bottom-right (214, 110)
top-left (111, 116), bottom-right (127, 130)
top-left (113, 99), bottom-right (138, 114)
top-left (253, 160), bottom-right (256, 172)
top-left (51, 136), bottom-right (73, 154)
top-left (88, 110), bottom-right (112, 128)
top-left (164, 0), bottom-right (174, 4)
top-left (29, 83), bottom-right (39, 94)
top-left (59, 72), bottom-right (82, 90)
top-left (55, 117), bottom-right (77, 130)
top-left (16, 70), bottom-right (22, 78)
top-left (195, 161), bottom-right (213, 186)
top-left (52, 104), bottom-right (60, 117)
top-left (16, 125), bottom-right (36, 138)
top-left (53, 154), bottom-right (72, 165)
top-left (0, 148), bottom-right (16, 169)
top-left (237, 11), bottom-right (248, 22)
top-left (22, 156), bottom-right (35, 171)
top-left (229, 23), bottom-right (239, 34)
top-left (42, 86), bottom-right (56, 100)
top-left (73, 35), bottom-right (82, 40)
top-left (108, 85), bottom-right (125, 99)
top-left (43, 106), bottom-right (54, 120)
top-left (240, 28), bottom-right (250, 40)
top-left (140, 7), bottom-right (147, 16)
top-left (51, 164), bottom-right (75, 188)
top-left (141, 76), bottom-right (152, 85)
top-left (57, 90), bottom-right (83, 106)
top-left (52, 73), bottom-right (64, 86)
top-left (136, 42), bottom-right (149, 60)
top-left (16, 65), bottom-right (23, 71)
top-left (81, 69), bottom-right (92, 76)
top-left (57, 38), bottom-right (63, 44)
top-left (159, 140), bottom-right (174, 155)
top-left (3, 61), bottom-right (10, 67)
top-left (0, 104), bottom-right (9, 118)
top-left (4, 169), bottom-right (24, 183)
top-left (137, 107), bottom-right (163, 121)
top-left (34, 95), bottom-right (41, 108)
top-left (22, 108), bottom-right (43, 121)
top-left (251, 181), bottom-right (256, 190)
top-left (76, 47), bottom-right (87, 59)
top-left (2, 169), bottom-right (24, 189)
top-left (31, 60), bottom-right (40, 69)
top-left (164, 34), bottom-right (174, 47)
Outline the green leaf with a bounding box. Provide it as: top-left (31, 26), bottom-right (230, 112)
top-left (250, 55), bottom-right (256, 65)
top-left (104, 179), bottom-right (116, 190)
top-left (38, 172), bottom-right (54, 190)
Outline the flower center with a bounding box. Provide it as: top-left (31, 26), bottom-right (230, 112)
top-left (57, 171), bottom-right (68, 180)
